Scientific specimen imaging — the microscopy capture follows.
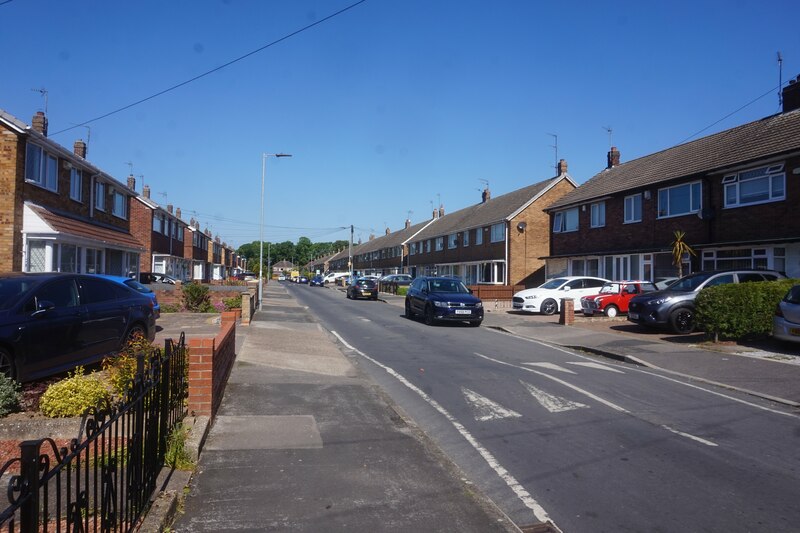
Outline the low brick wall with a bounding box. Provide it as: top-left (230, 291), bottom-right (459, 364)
top-left (153, 284), bottom-right (250, 310)
top-left (187, 311), bottom-right (237, 418)
top-left (467, 284), bottom-right (524, 305)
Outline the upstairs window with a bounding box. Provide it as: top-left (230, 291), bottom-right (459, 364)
top-left (435, 237), bottom-right (444, 251)
top-left (25, 143), bottom-right (58, 192)
top-left (590, 202), bottom-right (605, 228)
top-left (70, 168), bottom-right (83, 202)
top-left (448, 234), bottom-right (457, 249)
top-left (463, 230), bottom-right (470, 247)
top-left (490, 223), bottom-right (505, 242)
top-left (657, 182), bottom-right (701, 218)
top-left (475, 228), bottom-right (483, 245)
top-left (553, 208), bottom-right (579, 233)
top-left (95, 181), bottom-right (106, 211)
top-left (152, 214), bottom-right (161, 233)
top-left (723, 164), bottom-right (785, 208)
top-left (624, 194), bottom-right (642, 223)
top-left (111, 189), bottom-right (126, 219)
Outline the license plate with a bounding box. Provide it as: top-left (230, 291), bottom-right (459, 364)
top-left (790, 328), bottom-right (800, 336)
top-left (454, 309), bottom-right (471, 315)
top-left (629, 312), bottom-right (639, 320)
top-left (362, 291), bottom-right (372, 295)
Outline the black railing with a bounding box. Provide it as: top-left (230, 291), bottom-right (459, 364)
top-left (0, 333), bottom-right (188, 532)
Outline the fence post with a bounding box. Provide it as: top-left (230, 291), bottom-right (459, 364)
top-left (159, 344), bottom-right (171, 459)
top-left (19, 440), bottom-right (41, 532)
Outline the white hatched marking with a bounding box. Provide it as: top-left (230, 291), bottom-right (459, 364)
top-left (566, 361), bottom-right (625, 374)
top-left (522, 362), bottom-right (576, 374)
top-left (461, 388), bottom-right (522, 422)
top-left (521, 381), bottom-right (589, 413)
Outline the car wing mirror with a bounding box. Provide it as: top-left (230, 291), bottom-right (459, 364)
top-left (467, 288), bottom-right (473, 294)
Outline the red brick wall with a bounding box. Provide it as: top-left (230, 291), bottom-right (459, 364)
top-left (187, 312), bottom-right (237, 418)
top-left (129, 199), bottom-right (154, 272)
top-left (0, 125), bottom-right (24, 271)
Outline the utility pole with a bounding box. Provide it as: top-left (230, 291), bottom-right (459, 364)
top-left (348, 224), bottom-right (354, 280)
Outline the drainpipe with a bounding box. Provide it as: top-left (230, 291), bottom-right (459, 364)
top-left (504, 223), bottom-right (509, 285)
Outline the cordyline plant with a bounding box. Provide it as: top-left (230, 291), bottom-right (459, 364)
top-left (671, 230), bottom-right (696, 278)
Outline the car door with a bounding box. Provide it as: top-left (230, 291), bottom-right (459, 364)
top-left (409, 279), bottom-right (426, 313)
top-left (20, 277), bottom-right (87, 378)
top-left (78, 276), bottom-right (131, 355)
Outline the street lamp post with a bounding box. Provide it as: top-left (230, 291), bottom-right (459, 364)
top-left (259, 152), bottom-right (292, 310)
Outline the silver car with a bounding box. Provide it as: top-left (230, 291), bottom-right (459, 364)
top-left (773, 285), bottom-right (800, 343)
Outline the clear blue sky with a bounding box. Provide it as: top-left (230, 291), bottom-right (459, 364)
top-left (3, 0), bottom-right (798, 248)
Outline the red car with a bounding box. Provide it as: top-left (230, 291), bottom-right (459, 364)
top-left (580, 281), bottom-right (657, 318)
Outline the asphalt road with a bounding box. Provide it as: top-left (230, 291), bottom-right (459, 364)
top-left (286, 282), bottom-right (800, 533)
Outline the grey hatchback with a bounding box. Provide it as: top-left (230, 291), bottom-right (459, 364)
top-left (627, 269), bottom-right (785, 334)
top-left (0, 273), bottom-right (157, 381)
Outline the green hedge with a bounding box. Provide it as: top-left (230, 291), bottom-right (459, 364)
top-left (695, 278), bottom-right (799, 341)
top-left (396, 286), bottom-right (409, 296)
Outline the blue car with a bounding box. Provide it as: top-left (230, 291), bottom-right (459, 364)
top-left (94, 274), bottom-right (160, 319)
top-left (404, 276), bottom-right (483, 327)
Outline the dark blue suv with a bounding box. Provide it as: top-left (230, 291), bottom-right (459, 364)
top-left (404, 276), bottom-right (483, 327)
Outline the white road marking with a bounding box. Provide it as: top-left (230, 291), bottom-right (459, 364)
top-left (331, 331), bottom-right (552, 524)
top-left (461, 387), bottom-right (522, 421)
top-left (359, 317), bottom-right (371, 322)
top-left (521, 381), bottom-right (588, 413)
top-left (661, 425), bottom-right (718, 447)
top-left (565, 361), bottom-right (625, 374)
top-left (522, 362), bottom-right (576, 374)
top-left (475, 353), bottom-right (629, 413)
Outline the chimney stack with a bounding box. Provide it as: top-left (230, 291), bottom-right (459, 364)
top-left (607, 147), bottom-right (621, 169)
top-left (405, 219), bottom-right (411, 229)
top-left (438, 205), bottom-right (445, 218)
top-left (385, 227), bottom-right (391, 235)
top-left (74, 140), bottom-right (87, 159)
top-left (167, 204), bottom-right (173, 215)
top-left (432, 209), bottom-right (438, 220)
top-left (31, 112), bottom-right (48, 136)
top-left (369, 234), bottom-right (375, 241)
top-left (557, 159), bottom-right (568, 175)
top-left (783, 74), bottom-right (800, 113)
top-left (127, 174), bottom-right (136, 191)
top-left (482, 187), bottom-right (491, 203)
top-left (176, 207), bottom-right (182, 220)
top-left (143, 185), bottom-right (151, 199)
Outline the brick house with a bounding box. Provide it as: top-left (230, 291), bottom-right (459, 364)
top-left (349, 218), bottom-right (436, 276)
top-left (406, 166), bottom-right (577, 287)
top-left (129, 180), bottom-right (191, 281)
top-left (185, 220), bottom-right (211, 282)
top-left (544, 76), bottom-right (800, 281)
top-left (0, 109), bottom-right (143, 275)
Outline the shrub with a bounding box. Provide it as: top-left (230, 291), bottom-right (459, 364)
top-left (396, 286), bottom-right (409, 296)
top-left (222, 296), bottom-right (241, 311)
top-left (165, 423), bottom-right (195, 470)
top-left (0, 374), bottom-right (21, 417)
top-left (182, 282), bottom-right (214, 313)
top-left (160, 303), bottom-right (181, 313)
top-left (39, 367), bottom-right (111, 418)
top-left (102, 335), bottom-right (154, 396)
top-left (696, 278), bottom-right (799, 341)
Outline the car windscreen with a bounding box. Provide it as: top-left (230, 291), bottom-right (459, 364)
top-left (539, 278), bottom-right (567, 290)
top-left (784, 285), bottom-right (800, 304)
top-left (124, 279), bottom-right (154, 294)
top-left (0, 278), bottom-right (39, 310)
top-left (357, 279), bottom-right (376, 287)
top-left (599, 283), bottom-right (619, 294)
top-left (666, 272), bottom-right (715, 292)
top-left (429, 279), bottom-right (469, 293)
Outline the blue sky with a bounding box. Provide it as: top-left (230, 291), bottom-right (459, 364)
top-left (3, 0), bottom-right (798, 248)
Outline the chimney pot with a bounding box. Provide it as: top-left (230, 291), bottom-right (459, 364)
top-left (607, 147), bottom-right (621, 169)
top-left (127, 175), bottom-right (136, 191)
top-left (557, 159), bottom-right (568, 175)
top-left (482, 187), bottom-right (491, 203)
top-left (143, 185), bottom-right (151, 199)
top-left (31, 112), bottom-right (48, 136)
top-left (74, 140), bottom-right (87, 159)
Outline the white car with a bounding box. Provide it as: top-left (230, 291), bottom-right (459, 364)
top-left (323, 272), bottom-right (350, 284)
top-left (512, 276), bottom-right (610, 315)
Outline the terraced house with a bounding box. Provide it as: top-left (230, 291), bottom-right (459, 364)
top-left (0, 109), bottom-right (143, 275)
top-left (545, 76), bottom-right (800, 281)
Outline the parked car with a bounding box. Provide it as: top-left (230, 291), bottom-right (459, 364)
top-left (235, 271), bottom-right (257, 281)
top-left (95, 274), bottom-right (161, 319)
top-left (310, 275), bottom-right (325, 287)
top-left (323, 272), bottom-right (350, 284)
top-left (139, 272), bottom-right (177, 285)
top-left (773, 285), bottom-right (800, 343)
top-left (0, 272), bottom-right (157, 382)
top-left (580, 281), bottom-right (658, 318)
top-left (404, 276), bottom-right (483, 326)
top-left (347, 278), bottom-right (378, 300)
top-left (298, 275), bottom-right (309, 284)
top-left (278, 275), bottom-right (286, 281)
top-left (512, 276), bottom-right (610, 315)
top-left (628, 269), bottom-right (785, 334)
top-left (654, 277), bottom-right (679, 290)
top-left (381, 274), bottom-right (413, 286)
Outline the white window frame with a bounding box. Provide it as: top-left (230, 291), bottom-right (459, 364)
top-left (590, 202), bottom-right (605, 228)
top-left (111, 189), bottom-right (127, 219)
top-left (25, 143), bottom-right (58, 192)
top-left (435, 237), bottom-right (444, 251)
top-left (462, 230), bottom-right (470, 247)
top-left (624, 194), bottom-right (642, 223)
top-left (553, 208), bottom-right (578, 233)
top-left (69, 168), bottom-right (83, 202)
top-left (95, 181), bottom-right (106, 211)
top-left (448, 233), bottom-right (457, 249)
top-left (723, 164), bottom-right (785, 208)
top-left (657, 181), bottom-right (701, 218)
top-left (475, 228), bottom-right (483, 245)
top-left (490, 223), bottom-right (505, 242)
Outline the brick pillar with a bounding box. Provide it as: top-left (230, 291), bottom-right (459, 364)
top-left (559, 298), bottom-right (575, 325)
top-left (187, 337), bottom-right (215, 417)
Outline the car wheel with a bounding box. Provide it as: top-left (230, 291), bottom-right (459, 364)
top-left (540, 299), bottom-right (558, 315)
top-left (604, 305), bottom-right (619, 318)
top-left (124, 324), bottom-right (147, 346)
top-left (0, 348), bottom-right (16, 379)
top-left (469, 320), bottom-right (482, 327)
top-left (404, 300), bottom-right (414, 318)
top-left (424, 305), bottom-right (436, 326)
top-left (371, 295), bottom-right (378, 301)
top-left (669, 307), bottom-right (695, 334)
top-left (346, 291), bottom-right (351, 299)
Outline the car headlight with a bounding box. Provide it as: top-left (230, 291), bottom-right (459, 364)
top-left (524, 294), bottom-right (538, 300)
top-left (648, 296), bottom-right (673, 306)
top-left (433, 300), bottom-right (448, 308)
top-left (475, 301), bottom-right (483, 308)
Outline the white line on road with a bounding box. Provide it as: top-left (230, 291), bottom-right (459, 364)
top-left (461, 387), bottom-right (522, 421)
top-left (331, 330), bottom-right (552, 524)
top-left (475, 352), bottom-right (630, 413)
top-left (565, 361), bottom-right (626, 374)
top-left (522, 362), bottom-right (576, 374)
top-left (521, 381), bottom-right (588, 413)
top-left (661, 425), bottom-right (718, 447)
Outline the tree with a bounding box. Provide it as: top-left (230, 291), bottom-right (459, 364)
top-left (671, 230), bottom-right (696, 278)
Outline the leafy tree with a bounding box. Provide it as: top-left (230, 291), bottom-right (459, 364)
top-left (671, 230), bottom-right (696, 278)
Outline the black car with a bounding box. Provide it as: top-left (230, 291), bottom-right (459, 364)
top-left (309, 275), bottom-right (325, 287)
top-left (628, 269), bottom-right (785, 334)
top-left (404, 276), bottom-right (483, 326)
top-left (347, 278), bottom-right (378, 300)
top-left (0, 273), bottom-right (157, 382)
top-left (139, 272), bottom-right (177, 285)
